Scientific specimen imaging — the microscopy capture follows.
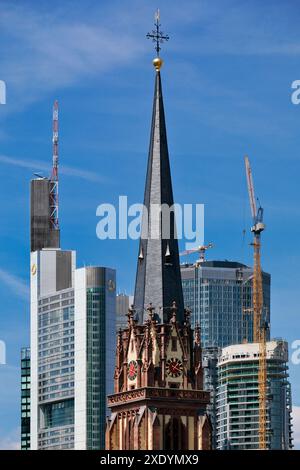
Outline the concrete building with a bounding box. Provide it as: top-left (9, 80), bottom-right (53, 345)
top-left (30, 178), bottom-right (60, 252)
top-left (181, 261), bottom-right (271, 348)
top-left (202, 347), bottom-right (219, 449)
top-left (21, 347), bottom-right (31, 450)
top-left (30, 248), bottom-right (116, 449)
top-left (216, 340), bottom-right (293, 450)
top-left (116, 293), bottom-right (133, 331)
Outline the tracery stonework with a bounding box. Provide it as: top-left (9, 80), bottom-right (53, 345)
top-left (105, 306), bottom-right (212, 450)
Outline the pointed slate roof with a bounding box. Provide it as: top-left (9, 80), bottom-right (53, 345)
top-left (134, 67), bottom-right (184, 324)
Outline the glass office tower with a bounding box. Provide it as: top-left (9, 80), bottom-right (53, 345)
top-left (181, 261), bottom-right (271, 348)
top-left (21, 347), bottom-right (31, 450)
top-left (30, 248), bottom-right (76, 449)
top-left (37, 287), bottom-right (75, 449)
top-left (74, 267), bottom-right (116, 450)
top-left (116, 293), bottom-right (133, 332)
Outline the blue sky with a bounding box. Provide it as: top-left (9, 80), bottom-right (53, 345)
top-left (0, 0), bottom-right (299, 449)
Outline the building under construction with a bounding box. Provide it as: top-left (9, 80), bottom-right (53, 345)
top-left (216, 341), bottom-right (293, 450)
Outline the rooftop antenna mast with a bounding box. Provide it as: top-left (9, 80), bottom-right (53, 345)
top-left (49, 100), bottom-right (59, 230)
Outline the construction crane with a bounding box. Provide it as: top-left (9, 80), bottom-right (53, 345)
top-left (180, 243), bottom-right (213, 266)
top-left (244, 155), bottom-right (268, 450)
top-left (49, 100), bottom-right (59, 230)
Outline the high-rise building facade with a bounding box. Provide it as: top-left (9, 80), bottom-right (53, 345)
top-left (216, 341), bottom-right (293, 450)
top-left (202, 347), bottom-right (219, 449)
top-left (74, 267), bottom-right (116, 449)
top-left (181, 261), bottom-right (271, 349)
top-left (116, 294), bottom-right (133, 331)
top-left (21, 347), bottom-right (31, 450)
top-left (30, 248), bottom-right (116, 449)
top-left (30, 248), bottom-right (76, 450)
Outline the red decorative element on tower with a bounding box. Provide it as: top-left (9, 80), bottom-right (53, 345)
top-left (49, 100), bottom-right (59, 230)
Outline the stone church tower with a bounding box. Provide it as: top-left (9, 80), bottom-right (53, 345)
top-left (106, 17), bottom-right (211, 451)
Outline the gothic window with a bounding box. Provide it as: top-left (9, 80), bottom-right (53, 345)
top-left (164, 417), bottom-right (187, 450)
top-left (125, 416), bottom-right (135, 450)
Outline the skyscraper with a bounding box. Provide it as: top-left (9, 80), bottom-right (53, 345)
top-left (74, 267), bottom-right (116, 449)
top-left (30, 248), bottom-right (76, 449)
top-left (202, 347), bottom-right (219, 450)
top-left (21, 347), bottom-right (31, 450)
top-left (116, 293), bottom-right (133, 332)
top-left (29, 103), bottom-right (116, 450)
top-left (181, 261), bottom-right (271, 348)
top-left (106, 16), bottom-right (211, 451)
top-left (30, 250), bottom-right (116, 449)
top-left (26, 105), bottom-right (61, 449)
top-left (216, 340), bottom-right (293, 450)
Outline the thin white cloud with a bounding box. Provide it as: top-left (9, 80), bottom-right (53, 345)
top-left (0, 1), bottom-right (297, 108)
top-left (0, 2), bottom-right (146, 111)
top-left (0, 1), bottom-right (298, 118)
top-left (0, 268), bottom-right (29, 300)
top-left (292, 405), bottom-right (300, 450)
top-left (0, 154), bottom-right (104, 182)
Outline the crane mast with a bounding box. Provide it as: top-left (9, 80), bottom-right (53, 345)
top-left (244, 155), bottom-right (267, 450)
top-left (245, 155), bottom-right (257, 222)
top-left (49, 100), bottom-right (59, 230)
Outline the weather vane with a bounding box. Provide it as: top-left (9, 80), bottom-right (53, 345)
top-left (146, 9), bottom-right (169, 57)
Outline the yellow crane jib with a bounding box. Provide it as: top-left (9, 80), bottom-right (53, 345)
top-left (244, 155), bottom-right (268, 450)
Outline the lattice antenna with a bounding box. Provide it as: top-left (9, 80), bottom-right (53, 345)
top-left (50, 100), bottom-right (59, 230)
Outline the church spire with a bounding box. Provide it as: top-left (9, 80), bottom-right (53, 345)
top-left (134, 13), bottom-right (184, 324)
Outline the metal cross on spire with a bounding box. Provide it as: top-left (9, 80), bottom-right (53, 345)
top-left (146, 9), bottom-right (169, 56)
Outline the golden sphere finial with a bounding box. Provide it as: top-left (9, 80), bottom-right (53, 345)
top-left (153, 57), bottom-right (163, 71)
